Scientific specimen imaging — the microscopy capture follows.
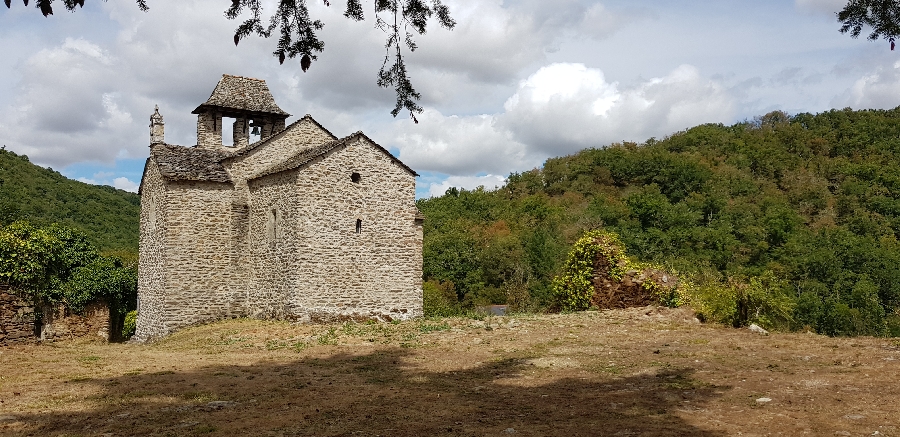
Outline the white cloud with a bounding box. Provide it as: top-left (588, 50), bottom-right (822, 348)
top-left (113, 177), bottom-right (139, 193)
top-left (834, 60), bottom-right (900, 109)
top-left (500, 63), bottom-right (735, 156)
top-left (578, 3), bottom-right (652, 40)
top-left (426, 174), bottom-right (507, 198)
top-left (389, 109), bottom-right (534, 175)
top-left (75, 172), bottom-right (139, 192)
top-left (391, 63), bottom-right (736, 178)
top-left (0, 37), bottom-right (140, 167)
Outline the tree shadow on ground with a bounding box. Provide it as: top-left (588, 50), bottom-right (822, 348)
top-left (9, 348), bottom-right (727, 436)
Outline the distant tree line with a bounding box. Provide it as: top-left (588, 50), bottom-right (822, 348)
top-left (418, 108), bottom-right (900, 337)
top-left (0, 147), bottom-right (140, 252)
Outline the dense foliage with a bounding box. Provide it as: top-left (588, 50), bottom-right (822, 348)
top-left (0, 221), bottom-right (137, 340)
top-left (0, 147), bottom-right (140, 252)
top-left (418, 109), bottom-right (900, 336)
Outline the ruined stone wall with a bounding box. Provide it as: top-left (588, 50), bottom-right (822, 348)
top-left (40, 301), bottom-right (109, 341)
top-left (134, 162), bottom-right (169, 341)
top-left (3, 284), bottom-right (112, 344)
top-left (590, 253), bottom-right (677, 310)
top-left (0, 284), bottom-right (36, 346)
top-left (247, 137), bottom-right (422, 322)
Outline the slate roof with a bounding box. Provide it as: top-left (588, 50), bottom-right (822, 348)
top-left (250, 131), bottom-right (419, 180)
top-left (150, 144), bottom-right (233, 183)
top-left (192, 74), bottom-right (290, 117)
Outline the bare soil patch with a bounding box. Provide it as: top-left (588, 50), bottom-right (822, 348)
top-left (2, 307), bottom-right (899, 436)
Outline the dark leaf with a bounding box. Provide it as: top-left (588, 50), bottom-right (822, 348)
top-left (234, 33), bottom-right (240, 46)
top-left (37, 0), bottom-right (52, 16)
top-left (344, 0), bottom-right (363, 20)
top-left (279, 51), bottom-right (286, 65)
top-left (301, 54), bottom-right (311, 72)
top-left (24, 0), bottom-right (29, 7)
top-left (4, 0), bottom-right (10, 8)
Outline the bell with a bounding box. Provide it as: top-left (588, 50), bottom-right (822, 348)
top-left (251, 126), bottom-right (261, 136)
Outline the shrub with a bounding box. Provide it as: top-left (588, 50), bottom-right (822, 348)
top-left (122, 310), bottom-right (138, 340)
top-left (681, 270), bottom-right (795, 330)
top-left (422, 280), bottom-right (459, 318)
top-left (551, 230), bottom-right (631, 311)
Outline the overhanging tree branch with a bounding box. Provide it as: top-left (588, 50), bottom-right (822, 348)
top-left (838, 0), bottom-right (900, 44)
top-left (5, 0), bottom-right (454, 120)
top-left (229, 0), bottom-right (455, 118)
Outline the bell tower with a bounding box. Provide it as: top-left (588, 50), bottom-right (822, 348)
top-left (191, 74), bottom-right (290, 150)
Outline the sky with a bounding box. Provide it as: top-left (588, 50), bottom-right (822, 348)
top-left (0, 0), bottom-right (898, 198)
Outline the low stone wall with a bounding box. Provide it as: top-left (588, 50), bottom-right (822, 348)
top-left (41, 302), bottom-right (110, 342)
top-left (0, 284), bottom-right (37, 346)
top-left (1, 283), bottom-right (111, 344)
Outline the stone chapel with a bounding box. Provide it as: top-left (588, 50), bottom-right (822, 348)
top-left (134, 74), bottom-right (423, 341)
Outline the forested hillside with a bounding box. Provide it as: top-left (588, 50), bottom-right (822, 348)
top-left (0, 148), bottom-right (140, 252)
top-left (418, 108), bottom-right (900, 336)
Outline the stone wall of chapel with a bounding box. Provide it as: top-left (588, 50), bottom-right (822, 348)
top-left (225, 118), bottom-right (336, 201)
top-left (134, 162), bottom-right (169, 342)
top-left (247, 138), bottom-right (422, 322)
top-left (159, 180), bottom-right (245, 337)
top-left (246, 171), bottom-right (299, 318)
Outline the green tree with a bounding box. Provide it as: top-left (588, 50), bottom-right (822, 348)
top-left (0, 221), bottom-right (137, 339)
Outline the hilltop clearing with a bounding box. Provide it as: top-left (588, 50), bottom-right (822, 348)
top-left (1, 309), bottom-right (898, 436)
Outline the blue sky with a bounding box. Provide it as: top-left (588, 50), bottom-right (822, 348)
top-left (0, 0), bottom-right (897, 198)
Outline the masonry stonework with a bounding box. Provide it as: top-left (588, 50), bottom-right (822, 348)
top-left (1, 283), bottom-right (113, 344)
top-left (134, 75), bottom-right (423, 341)
top-left (0, 284), bottom-right (36, 345)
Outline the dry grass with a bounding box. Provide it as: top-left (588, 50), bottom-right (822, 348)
top-left (1, 307), bottom-right (899, 436)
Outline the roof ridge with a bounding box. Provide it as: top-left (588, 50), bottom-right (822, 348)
top-left (249, 130), bottom-right (418, 180)
top-left (249, 134), bottom-right (357, 180)
top-left (223, 114), bottom-right (338, 159)
top-left (221, 74), bottom-right (265, 81)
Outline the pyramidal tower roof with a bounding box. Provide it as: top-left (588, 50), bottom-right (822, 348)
top-left (192, 74), bottom-right (290, 118)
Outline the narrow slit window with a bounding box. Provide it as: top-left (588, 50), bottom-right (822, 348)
top-left (351, 172), bottom-right (361, 183)
top-left (267, 208), bottom-right (278, 241)
top-left (355, 218), bottom-right (362, 234)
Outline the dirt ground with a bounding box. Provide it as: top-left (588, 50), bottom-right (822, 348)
top-left (1, 307), bottom-right (899, 436)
